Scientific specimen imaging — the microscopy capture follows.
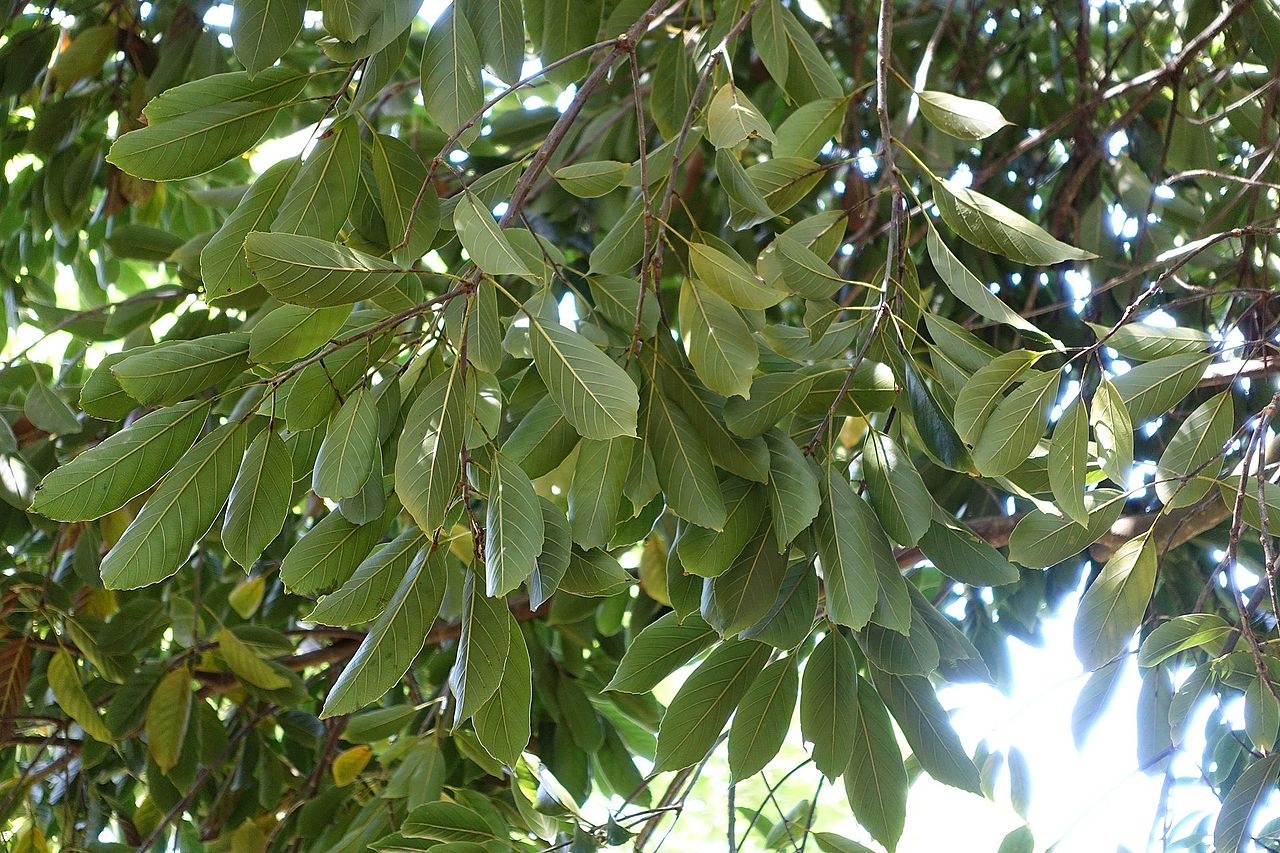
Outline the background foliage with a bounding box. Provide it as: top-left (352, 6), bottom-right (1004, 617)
top-left (1, 0), bottom-right (1279, 849)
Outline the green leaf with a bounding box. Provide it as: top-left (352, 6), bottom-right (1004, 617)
top-left (101, 420), bottom-right (256, 590)
top-left (395, 360), bottom-right (472, 535)
top-left (553, 161), bottom-right (629, 198)
top-left (26, 381), bottom-right (80, 435)
top-left (1089, 379), bottom-right (1133, 486)
top-left (607, 613), bottom-right (717, 693)
top-left (314, 388), bottom-right (379, 501)
top-left (1137, 614), bottom-right (1234, 668)
top-left (32, 401), bottom-right (207, 522)
top-left (689, 242), bottom-right (784, 310)
top-left (249, 304), bottom-right (350, 363)
top-left (774, 97), bottom-right (847, 159)
top-left (454, 192), bottom-right (532, 276)
top-left (1087, 320), bottom-right (1211, 361)
top-left (1214, 754), bottom-right (1280, 853)
top-left (48, 650), bottom-right (114, 743)
top-left (1107, 352), bottom-right (1213, 424)
top-left (653, 637), bottom-right (771, 772)
top-left (112, 333), bottom-right (250, 406)
top-left (369, 131), bottom-right (438, 263)
top-left (971, 368), bottom-right (1060, 477)
top-left (701, 522), bottom-right (787, 635)
top-left (679, 479), bottom-right (765, 579)
top-left (560, 548), bottom-right (634, 597)
top-left (218, 627), bottom-right (289, 689)
top-left (529, 316), bottom-right (639, 440)
top-left (202, 160), bottom-right (299, 303)
top-left (707, 83), bottom-right (775, 149)
top-left (502, 395), bottom-right (579, 478)
top-left (529, 498), bottom-right (570, 608)
top-left (1245, 678), bottom-right (1279, 752)
top-left (323, 0), bottom-right (379, 41)
top-left (917, 520), bottom-right (1020, 585)
top-left (953, 350), bottom-right (1040, 445)
top-left (1156, 390), bottom-right (1233, 508)
top-left (728, 656), bottom-right (798, 781)
top-left (141, 67), bottom-right (306, 121)
top-left (814, 833), bottom-right (877, 853)
top-left (770, 233), bottom-right (844, 299)
top-left (815, 466), bottom-right (881, 631)
top-left (720, 149), bottom-right (778, 230)
top-left (485, 450), bottom-right (544, 597)
top-left (678, 278), bottom-right (757, 399)
top-left (844, 677), bottom-right (908, 852)
top-left (145, 666), bottom-right (192, 772)
top-left (925, 227), bottom-right (1056, 341)
top-left (244, 231), bottom-right (412, 307)
top-left (753, 0), bottom-right (842, 103)
top-left (639, 383), bottom-right (726, 530)
top-left (459, 0), bottom-right (524, 84)
top-left (403, 800), bottom-right (503, 843)
top-left (568, 437), bottom-right (634, 549)
top-left (420, 6), bottom-right (483, 146)
top-left (1007, 488), bottom-right (1126, 568)
top-left (724, 370), bottom-right (816, 439)
top-left (902, 357), bottom-right (972, 473)
top-left (917, 91), bottom-right (1011, 140)
top-left (862, 430), bottom-right (932, 547)
top-left (106, 102), bottom-right (278, 180)
top-left (800, 631), bottom-right (858, 779)
top-left (232, 0), bottom-right (306, 76)
top-left (932, 180), bottom-right (1097, 265)
top-left (321, 546), bottom-right (446, 717)
top-left (273, 116), bottom-right (360, 238)
top-left (871, 669), bottom-right (981, 793)
top-left (222, 429), bottom-right (292, 568)
top-left (279, 506), bottom-right (388, 594)
top-left (448, 571), bottom-right (512, 725)
top-left (308, 528), bottom-right (428, 625)
top-left (1048, 397), bottom-right (1089, 525)
top-left (1074, 533), bottom-right (1157, 670)
top-left (764, 430), bottom-right (820, 549)
top-left (473, 613), bottom-right (531, 765)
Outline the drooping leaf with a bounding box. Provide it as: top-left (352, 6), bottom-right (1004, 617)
top-left (1047, 397), bottom-right (1089, 525)
top-left (931, 179), bottom-right (1097, 265)
top-left (653, 637), bottom-right (771, 772)
top-left (485, 450), bottom-right (544, 597)
top-left (420, 6), bottom-right (484, 146)
top-left (844, 678), bottom-right (908, 852)
top-left (678, 278), bottom-right (757, 399)
top-left (222, 428), bottom-right (292, 567)
top-left (529, 316), bottom-right (639, 440)
top-left (395, 360), bottom-right (472, 535)
top-left (101, 420), bottom-right (256, 590)
top-left (1089, 379), bottom-right (1133, 486)
top-left (971, 369), bottom-right (1060, 477)
top-left (314, 388), bottom-right (380, 501)
top-left (728, 655), bottom-right (799, 782)
top-left (447, 571), bottom-right (512, 725)
top-left (145, 666), bottom-right (192, 772)
top-left (47, 650), bottom-right (113, 743)
top-left (1109, 353), bottom-right (1213, 425)
top-left (707, 83), bottom-right (776, 149)
top-left (244, 231), bottom-right (412, 307)
top-left (918, 91), bottom-right (1011, 140)
top-left (862, 430), bottom-right (932, 547)
top-left (32, 401), bottom-right (207, 522)
top-left (1156, 390), bottom-right (1233, 508)
top-left (232, 0), bottom-right (306, 75)
top-left (321, 546), bottom-right (447, 717)
top-left (799, 630), bottom-right (859, 779)
top-left (606, 613), bottom-right (717, 694)
top-left (1074, 534), bottom-right (1157, 670)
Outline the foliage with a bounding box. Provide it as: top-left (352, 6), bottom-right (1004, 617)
top-left (0, 0), bottom-right (1279, 850)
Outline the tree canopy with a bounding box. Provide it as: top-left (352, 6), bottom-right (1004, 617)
top-left (1, 0), bottom-right (1279, 849)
